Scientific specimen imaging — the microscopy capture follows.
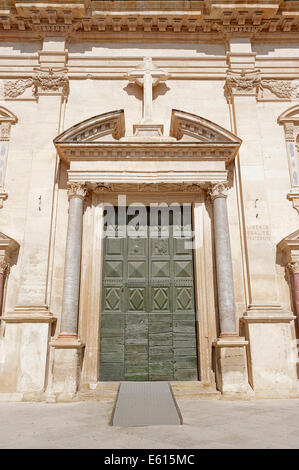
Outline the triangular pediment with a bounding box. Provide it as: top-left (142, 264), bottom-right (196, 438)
top-left (278, 105), bottom-right (299, 123)
top-left (170, 109), bottom-right (241, 144)
top-left (54, 110), bottom-right (125, 144)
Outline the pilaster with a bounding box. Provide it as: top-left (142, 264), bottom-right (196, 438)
top-left (15, 38), bottom-right (68, 315)
top-left (226, 38), bottom-right (282, 313)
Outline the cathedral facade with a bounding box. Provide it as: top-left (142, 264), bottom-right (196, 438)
top-left (0, 0), bottom-right (298, 401)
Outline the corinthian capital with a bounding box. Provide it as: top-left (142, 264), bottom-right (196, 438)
top-left (33, 68), bottom-right (69, 99)
top-left (0, 260), bottom-right (9, 275)
top-left (287, 262), bottom-right (299, 275)
top-left (207, 182), bottom-right (228, 201)
top-left (67, 182), bottom-right (88, 200)
top-left (225, 69), bottom-right (261, 99)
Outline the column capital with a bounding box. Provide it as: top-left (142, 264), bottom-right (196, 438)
top-left (287, 262), bottom-right (299, 275)
top-left (33, 67), bottom-right (69, 99)
top-left (67, 182), bottom-right (88, 201)
top-left (0, 260), bottom-right (9, 275)
top-left (207, 182), bottom-right (228, 201)
top-left (225, 69), bottom-right (261, 100)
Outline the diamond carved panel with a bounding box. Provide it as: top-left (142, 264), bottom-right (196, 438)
top-left (105, 287), bottom-right (121, 311)
top-left (153, 287), bottom-right (170, 312)
top-left (128, 287), bottom-right (146, 312)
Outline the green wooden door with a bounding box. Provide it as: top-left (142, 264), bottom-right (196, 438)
top-left (99, 206), bottom-right (198, 381)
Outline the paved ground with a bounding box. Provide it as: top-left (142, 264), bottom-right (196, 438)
top-left (1, 399), bottom-right (299, 449)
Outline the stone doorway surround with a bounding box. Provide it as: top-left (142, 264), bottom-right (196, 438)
top-left (49, 108), bottom-right (251, 400)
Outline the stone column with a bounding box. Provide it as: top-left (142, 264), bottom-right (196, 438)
top-left (208, 182), bottom-right (251, 395)
top-left (0, 261), bottom-right (8, 314)
top-left (208, 182), bottom-right (237, 336)
top-left (48, 182), bottom-right (87, 401)
top-left (60, 182), bottom-right (88, 337)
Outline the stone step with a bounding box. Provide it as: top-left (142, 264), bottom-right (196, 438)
top-left (77, 381), bottom-right (221, 402)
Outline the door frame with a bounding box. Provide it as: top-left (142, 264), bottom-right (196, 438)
top-left (79, 190), bottom-right (217, 386)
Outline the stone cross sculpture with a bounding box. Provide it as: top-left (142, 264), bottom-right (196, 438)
top-left (127, 57), bottom-right (169, 136)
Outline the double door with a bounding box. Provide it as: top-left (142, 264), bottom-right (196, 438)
top-left (99, 206), bottom-right (198, 381)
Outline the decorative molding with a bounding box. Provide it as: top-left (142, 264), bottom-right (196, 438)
top-left (170, 109), bottom-right (241, 145)
top-left (259, 80), bottom-right (299, 100)
top-left (93, 183), bottom-right (113, 194)
top-left (54, 110), bottom-right (125, 144)
top-left (284, 123), bottom-right (295, 142)
top-left (241, 316), bottom-right (296, 324)
top-left (91, 182), bottom-right (205, 193)
top-left (0, 2), bottom-right (298, 40)
top-left (0, 107), bottom-right (18, 208)
top-left (287, 262), bottom-right (299, 275)
top-left (4, 78), bottom-right (33, 98)
top-left (33, 68), bottom-right (69, 99)
top-left (59, 145), bottom-right (234, 163)
top-left (0, 260), bottom-right (9, 275)
top-left (225, 69), bottom-right (261, 99)
top-left (277, 105), bottom-right (299, 213)
top-left (67, 182), bottom-right (88, 200)
top-left (277, 229), bottom-right (299, 267)
top-left (287, 192), bottom-right (299, 214)
top-left (207, 182), bottom-right (228, 201)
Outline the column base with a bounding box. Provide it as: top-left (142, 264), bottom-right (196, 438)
top-left (213, 336), bottom-right (253, 395)
top-left (48, 335), bottom-right (85, 397)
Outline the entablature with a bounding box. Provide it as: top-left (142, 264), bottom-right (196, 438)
top-left (0, 1), bottom-right (298, 41)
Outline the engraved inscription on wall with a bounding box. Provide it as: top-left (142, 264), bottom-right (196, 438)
top-left (246, 225), bottom-right (271, 241)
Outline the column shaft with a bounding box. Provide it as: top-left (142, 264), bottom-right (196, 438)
top-left (60, 190), bottom-right (85, 335)
top-left (294, 272), bottom-right (299, 320)
top-left (0, 271), bottom-right (5, 314)
top-left (211, 187), bottom-right (237, 335)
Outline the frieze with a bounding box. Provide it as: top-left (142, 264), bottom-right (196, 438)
top-left (93, 183), bottom-right (113, 193)
top-left (91, 182), bottom-right (205, 193)
top-left (259, 80), bottom-right (299, 100)
top-left (61, 147), bottom-right (233, 162)
top-left (4, 79), bottom-right (33, 98)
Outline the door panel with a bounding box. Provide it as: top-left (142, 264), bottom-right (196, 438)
top-left (99, 206), bottom-right (198, 382)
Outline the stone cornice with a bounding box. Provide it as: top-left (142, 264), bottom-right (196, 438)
top-left (0, 1), bottom-right (298, 41)
top-left (56, 142), bottom-right (238, 163)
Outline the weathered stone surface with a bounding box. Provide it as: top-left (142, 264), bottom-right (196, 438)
top-left (0, 3), bottom-right (298, 400)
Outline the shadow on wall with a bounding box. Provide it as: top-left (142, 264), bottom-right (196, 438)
top-left (68, 42), bottom-right (226, 56)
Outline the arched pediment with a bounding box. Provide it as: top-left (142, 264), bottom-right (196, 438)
top-left (0, 106), bottom-right (17, 123)
top-left (54, 108), bottom-right (241, 168)
top-left (54, 109), bottom-right (125, 144)
top-left (0, 232), bottom-right (19, 255)
top-left (278, 105), bottom-right (299, 124)
top-left (170, 109), bottom-right (241, 144)
top-left (277, 229), bottom-right (299, 263)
